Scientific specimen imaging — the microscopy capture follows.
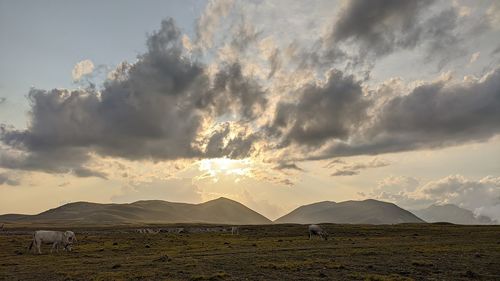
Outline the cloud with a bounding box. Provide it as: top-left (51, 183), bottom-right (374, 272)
top-left (72, 60), bottom-right (95, 81)
top-left (487, 1), bottom-right (500, 28)
top-left (367, 175), bottom-right (426, 208)
top-left (111, 178), bottom-right (202, 204)
top-left (201, 63), bottom-right (267, 120)
top-left (420, 8), bottom-right (466, 69)
top-left (319, 67), bottom-right (500, 158)
top-left (323, 159), bottom-right (346, 168)
top-left (331, 169), bottom-right (359, 176)
top-left (469, 52), bottom-right (480, 64)
top-left (240, 189), bottom-right (283, 220)
top-left (369, 175), bottom-right (500, 222)
top-left (267, 48), bottom-right (281, 79)
top-left (203, 122), bottom-right (259, 159)
top-left (323, 0), bottom-right (475, 69)
top-left (273, 162), bottom-right (303, 172)
top-left (329, 158), bottom-right (390, 177)
top-left (1, 3), bottom-right (499, 180)
top-left (229, 17), bottom-right (260, 53)
top-left (195, 0), bottom-right (234, 49)
top-left (493, 44), bottom-right (500, 55)
top-left (0, 97), bottom-right (6, 105)
top-left (0, 18), bottom-right (266, 176)
top-left (329, 0), bottom-right (433, 57)
top-left (0, 144), bottom-right (105, 178)
top-left (0, 172), bottom-right (20, 186)
top-left (73, 167), bottom-right (107, 179)
top-left (258, 37), bottom-right (282, 79)
top-left (377, 175), bottom-right (420, 193)
top-left (268, 69), bottom-right (369, 148)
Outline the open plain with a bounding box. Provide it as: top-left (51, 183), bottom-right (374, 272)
top-left (1, 224), bottom-right (499, 281)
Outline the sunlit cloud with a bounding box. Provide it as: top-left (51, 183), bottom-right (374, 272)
top-left (72, 59), bottom-right (95, 81)
top-left (197, 157), bottom-right (253, 182)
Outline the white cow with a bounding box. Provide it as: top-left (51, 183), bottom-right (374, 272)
top-left (231, 226), bottom-right (239, 235)
top-left (308, 224), bottom-right (328, 240)
top-left (28, 230), bottom-right (77, 254)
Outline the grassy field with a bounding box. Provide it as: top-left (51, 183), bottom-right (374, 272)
top-left (0, 224), bottom-right (499, 280)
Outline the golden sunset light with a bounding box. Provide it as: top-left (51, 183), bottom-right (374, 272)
top-left (1, 1), bottom-right (499, 279)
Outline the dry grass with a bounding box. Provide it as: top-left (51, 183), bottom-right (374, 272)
top-left (0, 224), bottom-right (499, 280)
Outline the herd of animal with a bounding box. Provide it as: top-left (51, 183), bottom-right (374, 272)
top-left (19, 224), bottom-right (328, 254)
top-left (134, 226), bottom-right (242, 235)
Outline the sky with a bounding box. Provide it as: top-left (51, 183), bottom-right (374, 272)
top-left (0, 0), bottom-right (499, 221)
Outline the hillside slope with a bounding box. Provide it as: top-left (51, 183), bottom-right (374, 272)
top-left (275, 199), bottom-right (425, 224)
top-left (0, 198), bottom-right (271, 225)
top-left (413, 204), bottom-right (497, 225)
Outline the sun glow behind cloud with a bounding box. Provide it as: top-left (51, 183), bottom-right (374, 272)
top-left (197, 157), bottom-right (253, 182)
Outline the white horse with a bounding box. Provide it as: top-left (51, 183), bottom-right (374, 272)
top-left (308, 224), bottom-right (328, 240)
top-left (231, 226), bottom-right (239, 235)
top-left (28, 230), bottom-right (77, 254)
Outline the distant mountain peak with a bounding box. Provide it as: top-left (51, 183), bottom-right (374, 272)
top-left (413, 204), bottom-right (496, 225)
top-left (313, 200), bottom-right (336, 204)
top-left (362, 199), bottom-right (385, 203)
top-left (275, 199), bottom-right (424, 224)
top-left (211, 197), bottom-right (235, 202)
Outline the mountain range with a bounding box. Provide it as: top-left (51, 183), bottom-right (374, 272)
top-left (0, 197), bottom-right (271, 225)
top-left (0, 198), bottom-right (496, 225)
top-left (412, 204), bottom-right (497, 225)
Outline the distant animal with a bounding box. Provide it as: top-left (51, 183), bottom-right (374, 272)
top-left (136, 228), bottom-right (160, 234)
top-left (308, 224), bottom-right (328, 240)
top-left (231, 226), bottom-right (239, 235)
top-left (28, 230), bottom-right (77, 254)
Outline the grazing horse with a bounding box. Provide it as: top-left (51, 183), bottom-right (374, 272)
top-left (231, 226), bottom-right (239, 235)
top-left (308, 224), bottom-right (328, 240)
top-left (28, 230), bottom-right (77, 254)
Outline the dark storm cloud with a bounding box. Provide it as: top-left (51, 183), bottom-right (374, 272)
top-left (287, 0), bottom-right (469, 81)
top-left (292, 40), bottom-right (347, 74)
top-left (2, 19), bottom-right (206, 161)
top-left (330, 0), bottom-right (434, 57)
top-left (321, 67), bottom-right (500, 158)
top-left (197, 63), bottom-right (267, 120)
top-left (270, 65), bottom-right (500, 161)
top-left (269, 69), bottom-right (370, 147)
top-left (203, 122), bottom-right (258, 159)
top-left (0, 18), bottom-right (266, 176)
top-left (0, 144), bottom-right (106, 178)
top-left (325, 0), bottom-right (469, 69)
top-left (420, 8), bottom-right (464, 68)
